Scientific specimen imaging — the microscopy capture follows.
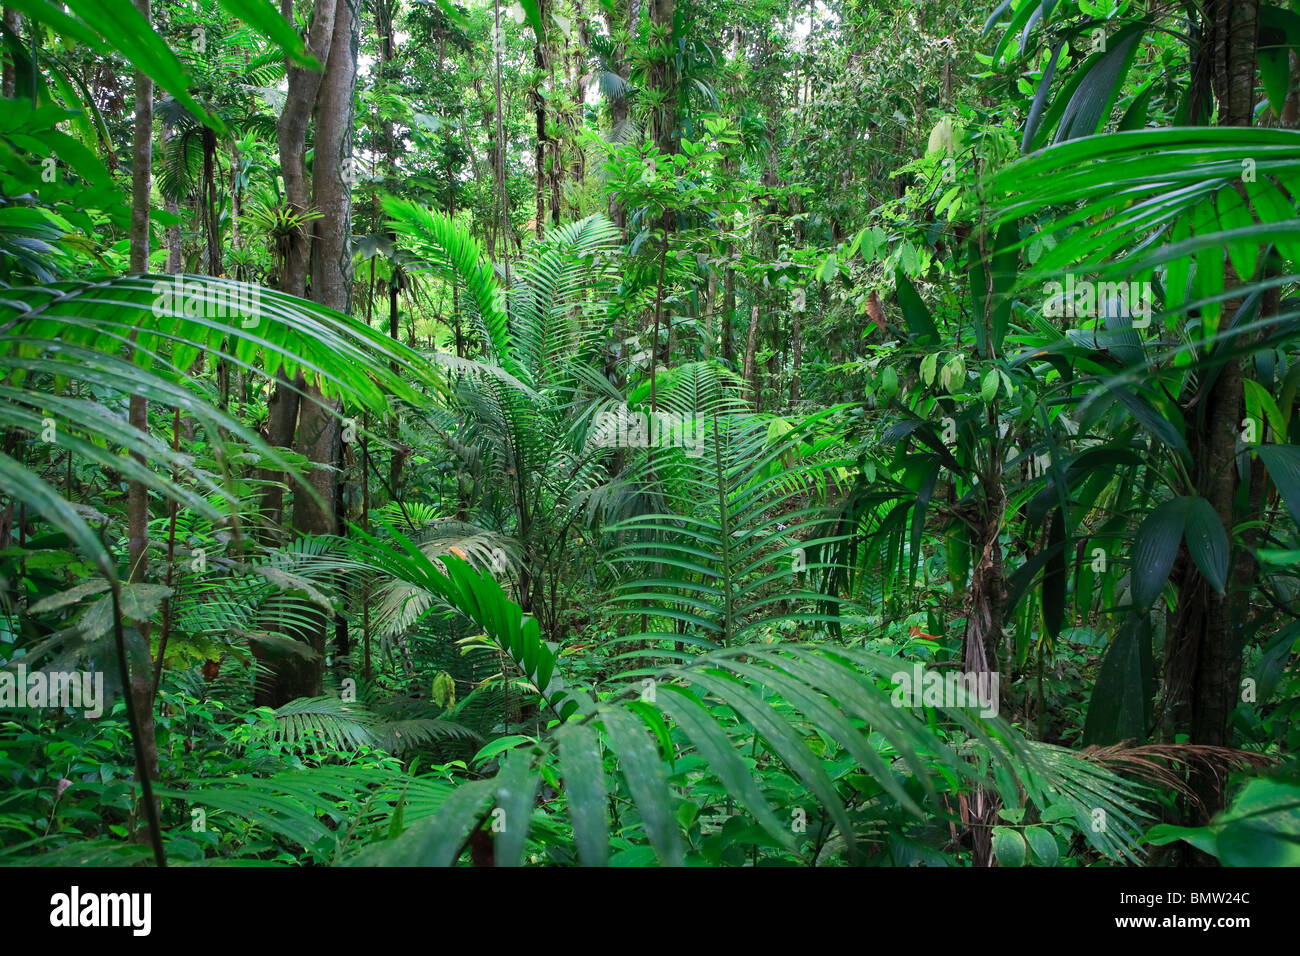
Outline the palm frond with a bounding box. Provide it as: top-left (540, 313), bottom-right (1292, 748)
top-left (337, 538), bottom-right (1157, 866)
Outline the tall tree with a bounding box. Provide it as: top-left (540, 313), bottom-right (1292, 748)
top-left (533, 0), bottom-right (549, 237)
top-left (1165, 0), bottom-right (1260, 813)
top-left (1, 8), bottom-right (20, 99)
top-left (257, 0), bottom-right (360, 706)
top-left (125, 0), bottom-right (163, 863)
top-left (258, 0), bottom-right (342, 544)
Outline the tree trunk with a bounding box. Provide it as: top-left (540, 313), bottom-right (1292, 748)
top-left (257, 0), bottom-right (356, 706)
top-left (126, 0), bottom-right (161, 841)
top-left (2, 9), bottom-right (21, 99)
top-left (742, 304), bottom-right (761, 410)
top-left (722, 259), bottom-right (735, 364)
top-left (702, 273), bottom-right (715, 360)
top-left (789, 303), bottom-right (801, 407)
top-left (569, 0), bottom-right (589, 189)
top-left (648, 0), bottom-right (677, 238)
top-left (1164, 0), bottom-right (1257, 818)
top-left (533, 0), bottom-right (548, 239)
top-left (647, 0), bottom-right (677, 157)
top-left (491, 0), bottom-right (512, 281)
top-left (258, 0), bottom-right (338, 545)
top-left (293, 0), bottom-right (356, 695)
top-left (549, 66), bottom-right (562, 228)
top-left (604, 3), bottom-right (630, 230)
top-left (164, 196), bottom-right (182, 273)
top-left (310, 0), bottom-right (357, 317)
top-left (276, 0), bottom-right (338, 300)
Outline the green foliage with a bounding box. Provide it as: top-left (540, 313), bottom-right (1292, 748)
top-left (1147, 775), bottom-right (1300, 867)
top-left (0, 0), bottom-right (1294, 873)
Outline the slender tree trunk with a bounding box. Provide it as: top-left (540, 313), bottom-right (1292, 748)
top-left (202, 128), bottom-right (220, 274)
top-left (604, 3), bottom-right (629, 230)
top-left (648, 0), bottom-right (677, 240)
top-left (959, 225), bottom-right (1011, 866)
top-left (492, 0), bottom-right (512, 283)
top-left (789, 297), bottom-right (802, 406)
top-left (569, 1), bottom-right (589, 190)
top-left (2, 9), bottom-right (21, 99)
top-left (1165, 0), bottom-right (1258, 818)
top-left (533, 0), bottom-right (548, 239)
top-left (1281, 52), bottom-right (1300, 128)
top-left (126, 0), bottom-right (161, 835)
top-left (310, 0), bottom-right (357, 317)
top-left (722, 259), bottom-right (736, 364)
top-left (742, 304), bottom-right (761, 410)
top-left (257, 373), bottom-right (303, 545)
top-left (702, 273), bottom-right (715, 360)
top-left (650, 240), bottom-right (667, 411)
top-left (127, 14), bottom-right (153, 584)
top-left (164, 196), bottom-right (182, 273)
top-left (547, 18), bottom-right (561, 229)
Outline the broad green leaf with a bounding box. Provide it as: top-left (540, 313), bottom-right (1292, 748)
top-left (29, 577), bottom-right (110, 614)
top-left (1024, 825), bottom-right (1059, 866)
top-left (492, 750), bottom-right (541, 867)
top-left (471, 734), bottom-right (537, 769)
top-left (816, 253), bottom-right (839, 283)
top-left (1148, 778), bottom-right (1300, 866)
top-left (1144, 822), bottom-right (1220, 857)
top-left (657, 686), bottom-right (796, 851)
top-left (514, 0), bottom-right (543, 37)
top-left (1082, 615), bottom-right (1153, 746)
top-left (977, 369), bottom-right (998, 405)
top-left (1108, 385), bottom-right (1187, 460)
top-left (600, 707), bottom-right (685, 867)
top-left (1130, 497), bottom-right (1186, 609)
top-left (1183, 497), bottom-right (1228, 594)
top-left (1117, 80), bottom-right (1155, 132)
top-left (6, 0), bottom-right (221, 132)
top-left (1258, 9), bottom-right (1300, 117)
top-left (991, 826), bottom-right (1026, 867)
top-left (895, 269), bottom-right (938, 344)
top-left (1258, 445), bottom-right (1300, 524)
top-left (1054, 25), bottom-right (1144, 143)
top-left (555, 723), bottom-right (609, 866)
top-left (383, 777), bottom-right (494, 866)
top-left (1243, 379), bottom-right (1288, 442)
top-left (920, 352), bottom-right (938, 386)
top-left (1213, 779), bottom-right (1300, 867)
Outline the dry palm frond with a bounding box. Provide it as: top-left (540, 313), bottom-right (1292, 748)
top-left (1080, 742), bottom-right (1274, 812)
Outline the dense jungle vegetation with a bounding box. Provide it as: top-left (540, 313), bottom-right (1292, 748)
top-left (0, 0), bottom-right (1298, 870)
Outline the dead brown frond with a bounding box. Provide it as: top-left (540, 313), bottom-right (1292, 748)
top-left (1079, 742), bottom-right (1274, 813)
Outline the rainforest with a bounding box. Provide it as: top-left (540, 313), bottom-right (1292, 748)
top-left (0, 0), bottom-right (1298, 872)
